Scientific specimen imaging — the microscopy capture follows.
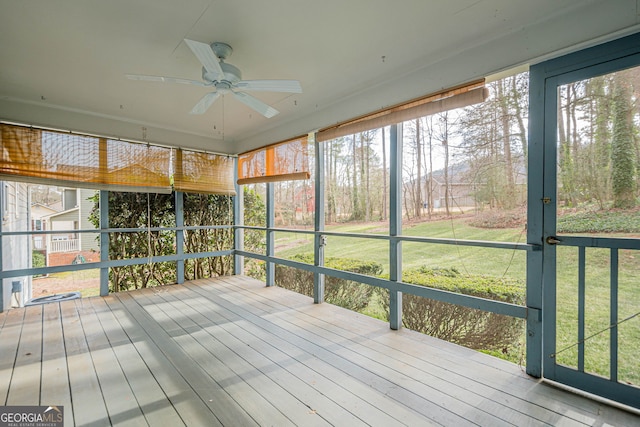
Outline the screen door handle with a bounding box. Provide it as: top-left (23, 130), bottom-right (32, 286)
top-left (546, 236), bottom-right (562, 245)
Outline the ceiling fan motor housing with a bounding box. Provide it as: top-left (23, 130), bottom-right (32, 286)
top-left (202, 62), bottom-right (242, 85)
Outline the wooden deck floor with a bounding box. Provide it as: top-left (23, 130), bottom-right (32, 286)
top-left (1, 275), bottom-right (638, 426)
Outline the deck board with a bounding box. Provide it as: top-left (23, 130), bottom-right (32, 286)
top-left (88, 297), bottom-right (185, 427)
top-left (184, 281), bottom-right (433, 426)
top-left (190, 279), bottom-right (476, 426)
top-left (1, 275), bottom-right (639, 426)
top-left (40, 303), bottom-right (73, 426)
top-left (132, 288), bottom-right (319, 426)
top-left (0, 308), bottom-right (24, 405)
top-left (61, 299), bottom-right (110, 427)
top-left (7, 304), bottom-right (42, 406)
top-left (148, 284), bottom-right (395, 426)
top-left (77, 298), bottom-right (148, 426)
top-left (211, 277), bottom-right (582, 426)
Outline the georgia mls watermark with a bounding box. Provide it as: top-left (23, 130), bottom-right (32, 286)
top-left (0, 406), bottom-right (63, 427)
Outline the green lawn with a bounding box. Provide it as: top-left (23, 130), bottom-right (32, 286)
top-left (277, 219), bottom-right (528, 280)
top-left (275, 216), bottom-right (640, 385)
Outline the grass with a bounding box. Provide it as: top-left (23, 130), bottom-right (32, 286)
top-left (274, 211), bottom-right (640, 384)
top-left (277, 219), bottom-right (528, 281)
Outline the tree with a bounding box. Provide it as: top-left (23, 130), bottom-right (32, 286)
top-left (584, 75), bottom-right (612, 208)
top-left (497, 79), bottom-right (516, 208)
top-left (425, 117), bottom-right (435, 217)
top-left (439, 112), bottom-right (452, 215)
top-left (414, 118), bottom-right (423, 218)
top-left (350, 134), bottom-right (362, 220)
top-left (611, 76), bottom-right (637, 208)
top-left (381, 127), bottom-right (388, 220)
top-left (458, 73), bottom-right (529, 210)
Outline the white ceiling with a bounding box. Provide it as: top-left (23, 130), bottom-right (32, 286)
top-left (1, 1), bottom-right (639, 155)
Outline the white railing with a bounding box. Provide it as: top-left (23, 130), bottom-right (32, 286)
top-left (49, 238), bottom-right (80, 253)
top-left (32, 237), bottom-right (45, 250)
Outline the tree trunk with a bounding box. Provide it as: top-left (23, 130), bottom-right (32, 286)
top-left (611, 77), bottom-right (637, 208)
top-left (351, 134), bottom-right (360, 220)
top-left (415, 118), bottom-right (422, 218)
top-left (427, 117), bottom-right (434, 218)
top-left (441, 113), bottom-right (451, 216)
top-left (498, 80), bottom-right (516, 208)
top-left (381, 127), bottom-right (388, 220)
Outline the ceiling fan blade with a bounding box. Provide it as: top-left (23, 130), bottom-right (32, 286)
top-left (184, 39), bottom-right (224, 79)
top-left (233, 92), bottom-right (279, 118)
top-left (126, 74), bottom-right (207, 86)
top-left (235, 80), bottom-right (302, 93)
top-left (190, 92), bottom-right (221, 115)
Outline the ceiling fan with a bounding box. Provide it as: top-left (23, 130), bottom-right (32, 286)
top-left (126, 39), bottom-right (302, 118)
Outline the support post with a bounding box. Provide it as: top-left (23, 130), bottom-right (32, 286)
top-left (265, 182), bottom-right (275, 286)
top-left (0, 182), bottom-right (4, 312)
top-left (389, 124), bottom-right (403, 330)
top-left (234, 158), bottom-right (245, 276)
top-left (175, 191), bottom-right (185, 284)
top-left (525, 63), bottom-right (545, 378)
top-left (99, 190), bottom-right (109, 296)
top-left (313, 135), bottom-right (326, 304)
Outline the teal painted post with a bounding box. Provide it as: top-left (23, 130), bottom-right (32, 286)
top-left (525, 63), bottom-right (545, 378)
top-left (265, 182), bottom-right (275, 286)
top-left (175, 191), bottom-right (185, 284)
top-left (578, 247), bottom-right (586, 372)
top-left (389, 124), bottom-right (403, 330)
top-left (314, 136), bottom-right (326, 304)
top-left (234, 158), bottom-right (245, 275)
top-left (610, 248), bottom-right (618, 382)
top-left (99, 190), bottom-right (109, 296)
top-left (0, 183), bottom-right (4, 312)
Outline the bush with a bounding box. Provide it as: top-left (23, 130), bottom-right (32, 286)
top-left (375, 267), bottom-right (524, 352)
top-left (32, 251), bottom-right (46, 277)
top-left (32, 250), bottom-right (45, 268)
top-left (274, 254), bottom-right (382, 312)
top-left (88, 188), bottom-right (265, 292)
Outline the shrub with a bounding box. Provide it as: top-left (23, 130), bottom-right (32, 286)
top-left (274, 254), bottom-right (382, 312)
top-left (88, 188), bottom-right (265, 292)
top-left (32, 250), bottom-right (45, 268)
top-left (375, 267), bottom-right (525, 351)
top-left (32, 251), bottom-right (46, 277)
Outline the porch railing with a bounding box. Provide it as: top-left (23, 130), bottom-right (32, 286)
top-left (49, 237), bottom-right (80, 253)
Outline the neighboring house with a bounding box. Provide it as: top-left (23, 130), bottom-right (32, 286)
top-left (421, 161), bottom-right (527, 211)
top-left (30, 202), bottom-right (58, 251)
top-left (41, 187), bottom-right (99, 266)
top-left (1, 181), bottom-right (32, 310)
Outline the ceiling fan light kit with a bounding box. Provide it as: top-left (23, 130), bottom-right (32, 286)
top-left (127, 39), bottom-right (302, 118)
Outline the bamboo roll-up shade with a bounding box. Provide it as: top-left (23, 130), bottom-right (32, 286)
top-left (237, 135), bottom-right (310, 185)
top-left (0, 124), bottom-right (172, 193)
top-left (104, 139), bottom-right (172, 192)
top-left (317, 80), bottom-right (487, 142)
top-left (173, 149), bottom-right (236, 195)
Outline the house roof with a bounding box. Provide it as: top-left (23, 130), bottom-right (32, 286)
top-left (42, 206), bottom-right (79, 221)
top-left (1, 1), bottom-right (638, 155)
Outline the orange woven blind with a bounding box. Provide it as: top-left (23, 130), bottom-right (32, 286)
top-left (316, 80), bottom-right (487, 142)
top-left (174, 149), bottom-right (236, 195)
top-left (237, 135), bottom-right (310, 185)
top-left (0, 124), bottom-right (172, 192)
top-left (104, 139), bottom-right (172, 192)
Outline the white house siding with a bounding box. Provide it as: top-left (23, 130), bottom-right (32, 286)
top-left (1, 181), bottom-right (32, 310)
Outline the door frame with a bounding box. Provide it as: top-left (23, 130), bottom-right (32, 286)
top-left (528, 32), bottom-right (640, 408)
